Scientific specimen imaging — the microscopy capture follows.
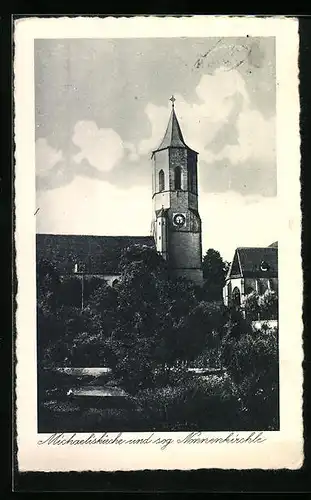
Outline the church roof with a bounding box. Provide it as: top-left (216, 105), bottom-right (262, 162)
top-left (36, 234), bottom-right (155, 275)
top-left (226, 246), bottom-right (278, 280)
top-left (269, 241), bottom-right (278, 248)
top-left (153, 106), bottom-right (195, 153)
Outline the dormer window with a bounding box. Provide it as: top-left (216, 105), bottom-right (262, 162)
top-left (260, 260), bottom-right (270, 272)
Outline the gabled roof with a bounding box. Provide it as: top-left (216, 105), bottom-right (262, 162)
top-left (153, 107), bottom-right (196, 153)
top-left (36, 234), bottom-right (155, 275)
top-left (226, 246), bottom-right (278, 279)
top-left (269, 241), bottom-right (278, 248)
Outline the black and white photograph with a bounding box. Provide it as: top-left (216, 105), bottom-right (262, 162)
top-left (15, 16), bottom-right (302, 472)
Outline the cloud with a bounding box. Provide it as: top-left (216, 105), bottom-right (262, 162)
top-left (138, 104), bottom-right (171, 156)
top-left (123, 141), bottom-right (140, 162)
top-left (36, 138), bottom-right (63, 176)
top-left (138, 67), bottom-right (275, 169)
top-left (199, 158), bottom-right (277, 197)
top-left (200, 191), bottom-right (279, 261)
top-left (72, 121), bottom-right (125, 172)
top-left (36, 176), bottom-right (152, 237)
top-left (36, 174), bottom-right (278, 262)
top-left (212, 107), bottom-right (275, 166)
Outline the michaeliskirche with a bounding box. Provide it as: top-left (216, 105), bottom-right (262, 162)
top-left (37, 97), bottom-right (278, 298)
top-left (37, 97), bottom-right (204, 287)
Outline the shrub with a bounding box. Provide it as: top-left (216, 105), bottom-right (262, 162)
top-left (222, 307), bottom-right (252, 340)
top-left (220, 325), bottom-right (279, 430)
top-left (238, 373), bottom-right (279, 430)
top-left (221, 327), bottom-right (278, 382)
top-left (243, 291), bottom-right (260, 321)
top-left (37, 258), bottom-right (61, 309)
top-left (134, 373), bottom-right (245, 431)
top-left (258, 289), bottom-right (278, 320)
top-left (192, 340), bottom-right (221, 369)
top-left (59, 277), bottom-right (82, 308)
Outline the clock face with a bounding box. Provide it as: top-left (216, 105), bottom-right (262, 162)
top-left (173, 213), bottom-right (186, 227)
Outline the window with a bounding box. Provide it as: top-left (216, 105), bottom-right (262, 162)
top-left (174, 166), bottom-right (181, 190)
top-left (232, 287), bottom-right (241, 307)
top-left (159, 169), bottom-right (165, 192)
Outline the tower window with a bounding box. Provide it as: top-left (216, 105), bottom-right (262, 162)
top-left (159, 169), bottom-right (165, 192)
top-left (174, 166), bottom-right (181, 190)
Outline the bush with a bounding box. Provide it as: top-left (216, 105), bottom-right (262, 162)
top-left (59, 277), bottom-right (82, 308)
top-left (243, 291), bottom-right (260, 321)
top-left (259, 290), bottom-right (278, 320)
top-left (222, 307), bottom-right (252, 340)
top-left (238, 374), bottom-right (279, 430)
top-left (220, 326), bottom-right (279, 430)
top-left (134, 373), bottom-right (245, 430)
top-left (38, 305), bottom-right (112, 368)
top-left (192, 340), bottom-right (221, 369)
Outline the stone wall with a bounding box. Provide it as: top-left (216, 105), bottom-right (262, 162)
top-left (169, 231), bottom-right (202, 271)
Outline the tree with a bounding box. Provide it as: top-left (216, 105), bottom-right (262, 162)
top-left (36, 259), bottom-right (63, 366)
top-left (258, 290), bottom-right (278, 320)
top-left (88, 280), bottom-right (118, 332)
top-left (243, 291), bottom-right (260, 321)
top-left (118, 243), bottom-right (168, 277)
top-left (41, 304), bottom-right (114, 368)
top-left (202, 249), bottom-right (229, 302)
top-left (219, 321), bottom-right (279, 430)
top-left (36, 258), bottom-right (61, 309)
top-left (105, 245), bottom-right (217, 394)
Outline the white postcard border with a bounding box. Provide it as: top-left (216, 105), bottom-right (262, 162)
top-left (14, 15), bottom-right (303, 471)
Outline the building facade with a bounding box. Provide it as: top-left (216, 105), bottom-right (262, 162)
top-left (223, 244), bottom-right (278, 308)
top-left (151, 98), bottom-right (203, 285)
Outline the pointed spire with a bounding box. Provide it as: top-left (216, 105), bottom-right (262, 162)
top-left (170, 95), bottom-right (176, 107)
top-left (153, 96), bottom-right (189, 152)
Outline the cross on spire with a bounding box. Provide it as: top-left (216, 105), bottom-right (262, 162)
top-left (170, 95), bottom-right (176, 107)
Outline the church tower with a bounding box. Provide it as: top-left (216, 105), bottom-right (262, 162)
top-left (151, 97), bottom-right (203, 285)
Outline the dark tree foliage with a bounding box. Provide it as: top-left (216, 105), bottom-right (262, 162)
top-left (202, 249), bottom-right (229, 302)
top-left (60, 277), bottom-right (82, 308)
top-left (102, 245), bottom-right (222, 394)
top-left (243, 291), bottom-right (261, 321)
top-left (220, 321), bottom-right (279, 430)
top-left (134, 374), bottom-right (245, 431)
top-left (37, 258), bottom-right (61, 309)
top-left (37, 246), bottom-right (278, 431)
top-left (258, 290), bottom-right (278, 320)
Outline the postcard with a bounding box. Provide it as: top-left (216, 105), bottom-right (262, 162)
top-left (14, 15), bottom-right (303, 471)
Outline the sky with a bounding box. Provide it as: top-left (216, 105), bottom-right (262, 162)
top-left (35, 37), bottom-right (277, 261)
